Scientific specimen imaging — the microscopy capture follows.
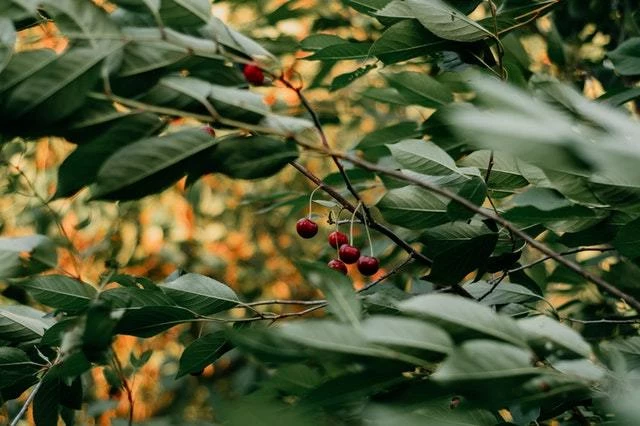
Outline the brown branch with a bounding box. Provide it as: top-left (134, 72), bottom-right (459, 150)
top-left (358, 256), bottom-right (415, 293)
top-left (293, 141), bottom-right (640, 312)
top-left (508, 247), bottom-right (614, 273)
top-left (290, 161), bottom-right (435, 267)
top-left (280, 77), bottom-right (374, 224)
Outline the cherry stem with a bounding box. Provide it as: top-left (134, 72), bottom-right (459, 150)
top-left (307, 185), bottom-right (321, 218)
top-left (363, 209), bottom-right (374, 257)
top-left (350, 201), bottom-right (361, 246)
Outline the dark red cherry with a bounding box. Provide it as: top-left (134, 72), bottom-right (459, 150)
top-left (243, 64), bottom-right (265, 86)
top-left (296, 218), bottom-right (318, 239)
top-left (328, 259), bottom-right (348, 275)
top-left (338, 244), bottom-right (360, 264)
top-left (328, 231), bottom-right (348, 249)
top-left (357, 256), bottom-right (379, 276)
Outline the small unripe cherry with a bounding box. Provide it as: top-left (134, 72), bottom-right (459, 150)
top-left (202, 125), bottom-right (216, 137)
top-left (338, 244), bottom-right (360, 264)
top-left (328, 231), bottom-right (348, 249)
top-left (243, 63), bottom-right (265, 86)
top-left (328, 259), bottom-right (348, 275)
top-left (296, 218), bottom-right (318, 239)
top-left (357, 256), bottom-right (379, 276)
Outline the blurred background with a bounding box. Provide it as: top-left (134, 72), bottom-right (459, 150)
top-left (1, 0), bottom-right (627, 423)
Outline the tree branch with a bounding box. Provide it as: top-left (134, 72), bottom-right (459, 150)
top-left (293, 141), bottom-right (640, 312)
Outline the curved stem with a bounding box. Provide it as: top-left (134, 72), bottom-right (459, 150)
top-left (9, 380), bottom-right (43, 426)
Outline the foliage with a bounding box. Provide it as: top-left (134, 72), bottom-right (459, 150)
top-left (1, 0), bottom-right (640, 425)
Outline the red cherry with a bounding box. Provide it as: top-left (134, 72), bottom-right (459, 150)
top-left (328, 259), bottom-right (348, 275)
top-left (296, 218), bottom-right (318, 239)
top-left (328, 231), bottom-right (348, 249)
top-left (243, 64), bottom-right (265, 86)
top-left (202, 125), bottom-right (216, 137)
top-left (357, 256), bottom-right (379, 276)
top-left (338, 244), bottom-right (360, 264)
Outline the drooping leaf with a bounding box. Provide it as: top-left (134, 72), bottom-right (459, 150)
top-left (0, 347), bottom-right (38, 389)
top-left (361, 315), bottom-right (452, 358)
top-left (0, 305), bottom-right (53, 342)
top-left (517, 315), bottom-right (592, 359)
top-left (607, 37), bottom-right (640, 76)
top-left (161, 273), bottom-right (239, 316)
top-left (33, 369), bottom-right (62, 426)
top-left (207, 136), bottom-right (298, 180)
top-left (0, 45), bottom-right (122, 127)
top-left (297, 261), bottom-right (360, 327)
top-left (0, 235), bottom-right (57, 279)
top-left (55, 111), bottom-right (165, 198)
top-left (389, 139), bottom-right (464, 177)
top-left (177, 330), bottom-right (229, 377)
top-left (20, 275), bottom-right (97, 312)
top-left (419, 222), bottom-right (498, 284)
top-left (114, 306), bottom-right (197, 337)
top-left (0, 17), bottom-right (15, 74)
top-left (384, 72), bottom-right (454, 108)
top-left (378, 0), bottom-right (494, 42)
top-left (377, 185), bottom-right (450, 229)
top-left (90, 128), bottom-right (219, 201)
top-left (398, 294), bottom-right (527, 346)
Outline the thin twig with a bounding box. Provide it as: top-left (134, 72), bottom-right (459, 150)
top-left (561, 316), bottom-right (640, 325)
top-left (279, 77), bottom-right (374, 224)
top-left (9, 380), bottom-right (43, 426)
top-left (289, 161), bottom-right (435, 267)
top-left (508, 247), bottom-right (614, 274)
top-left (477, 272), bottom-right (508, 301)
top-left (293, 140), bottom-right (640, 312)
top-left (112, 353), bottom-right (134, 426)
top-left (245, 299), bottom-right (326, 307)
top-left (358, 256), bottom-right (415, 293)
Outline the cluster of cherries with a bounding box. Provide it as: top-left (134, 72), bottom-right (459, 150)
top-left (296, 217), bottom-right (380, 276)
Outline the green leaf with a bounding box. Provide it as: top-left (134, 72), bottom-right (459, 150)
top-left (602, 336), bottom-right (640, 371)
top-left (41, 0), bottom-right (121, 49)
top-left (464, 281), bottom-right (543, 306)
top-left (384, 72), bottom-right (453, 108)
top-left (419, 222), bottom-right (498, 284)
top-left (614, 217), bottom-right (640, 259)
top-left (55, 112), bottom-right (165, 198)
top-left (1, 45), bottom-right (121, 126)
top-left (0, 347), bottom-right (38, 389)
top-left (355, 121), bottom-right (421, 152)
top-left (458, 150), bottom-right (529, 193)
top-left (276, 320), bottom-right (429, 366)
top-left (362, 315), bottom-right (452, 357)
top-left (446, 177), bottom-right (487, 221)
top-left (380, 0), bottom-right (493, 42)
top-left (298, 261), bottom-right (360, 327)
top-left (114, 306), bottom-right (196, 337)
top-left (161, 273), bottom-right (239, 316)
top-left (21, 275), bottom-right (97, 312)
top-left (364, 397), bottom-right (497, 426)
top-left (33, 369), bottom-right (61, 426)
top-left (398, 294), bottom-right (527, 346)
top-left (0, 306), bottom-right (53, 342)
top-left (158, 0), bottom-right (211, 28)
top-left (307, 42), bottom-right (373, 61)
top-left (0, 0), bottom-right (38, 21)
top-left (208, 136), bottom-right (298, 180)
top-left (330, 64), bottom-right (376, 92)
top-left (177, 331), bottom-right (228, 377)
top-left (607, 37), bottom-right (640, 76)
top-left (372, 19), bottom-right (450, 64)
top-left (0, 18), bottom-right (15, 74)
top-left (201, 16), bottom-right (275, 61)
top-left (431, 339), bottom-right (539, 391)
top-left (0, 235), bottom-right (57, 279)
top-left (90, 128), bottom-right (219, 201)
top-left (377, 185), bottom-right (450, 229)
top-left (99, 287), bottom-right (176, 308)
top-left (300, 34), bottom-right (346, 51)
top-left (517, 315), bottom-right (592, 359)
top-left (389, 139), bottom-right (463, 177)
